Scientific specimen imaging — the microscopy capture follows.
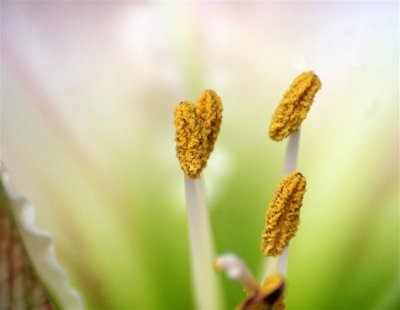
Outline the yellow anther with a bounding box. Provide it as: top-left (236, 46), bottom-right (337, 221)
top-left (269, 71), bottom-right (321, 141)
top-left (261, 172), bottom-right (306, 256)
top-left (260, 273), bottom-right (285, 310)
top-left (174, 90), bottom-right (223, 178)
top-left (236, 273), bottom-right (286, 310)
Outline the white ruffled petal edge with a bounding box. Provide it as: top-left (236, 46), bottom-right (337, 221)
top-left (1, 164), bottom-right (84, 309)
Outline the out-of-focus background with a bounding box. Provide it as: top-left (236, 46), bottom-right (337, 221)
top-left (1, 2), bottom-right (399, 309)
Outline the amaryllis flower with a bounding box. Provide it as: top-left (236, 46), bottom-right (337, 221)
top-left (1, 2), bottom-right (398, 309)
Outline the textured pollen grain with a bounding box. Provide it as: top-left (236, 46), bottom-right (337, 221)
top-left (269, 71), bottom-right (321, 141)
top-left (174, 90), bottom-right (223, 179)
top-left (261, 172), bottom-right (306, 257)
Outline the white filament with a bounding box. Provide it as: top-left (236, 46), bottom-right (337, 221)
top-left (215, 253), bottom-right (259, 294)
top-left (282, 129), bottom-right (301, 176)
top-left (184, 175), bottom-right (224, 309)
top-left (277, 129), bottom-right (301, 276)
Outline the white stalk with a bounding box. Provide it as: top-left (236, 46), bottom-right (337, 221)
top-left (184, 175), bottom-right (223, 310)
top-left (282, 129), bottom-right (301, 176)
top-left (277, 129), bottom-right (301, 276)
top-left (215, 253), bottom-right (259, 295)
top-left (263, 129), bottom-right (301, 278)
top-left (263, 256), bottom-right (278, 278)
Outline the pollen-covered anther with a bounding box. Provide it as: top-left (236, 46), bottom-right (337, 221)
top-left (174, 90), bottom-right (223, 179)
top-left (261, 172), bottom-right (306, 257)
top-left (269, 71), bottom-right (321, 141)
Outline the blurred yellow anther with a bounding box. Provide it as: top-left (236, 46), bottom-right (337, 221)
top-left (260, 273), bottom-right (284, 299)
top-left (214, 261), bottom-right (222, 272)
top-left (261, 172), bottom-right (306, 256)
top-left (259, 273), bottom-right (285, 310)
top-left (174, 90), bottom-right (223, 178)
top-left (269, 71), bottom-right (321, 141)
top-left (236, 273), bottom-right (286, 310)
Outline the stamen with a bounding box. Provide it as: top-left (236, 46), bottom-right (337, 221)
top-left (269, 71), bottom-right (321, 141)
top-left (174, 90), bottom-right (224, 309)
top-left (264, 72), bottom-right (321, 277)
top-left (214, 254), bottom-right (259, 295)
top-left (174, 90), bottom-right (223, 178)
top-left (261, 172), bottom-right (307, 256)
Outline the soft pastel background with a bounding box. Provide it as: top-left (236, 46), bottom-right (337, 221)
top-left (1, 2), bottom-right (399, 309)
